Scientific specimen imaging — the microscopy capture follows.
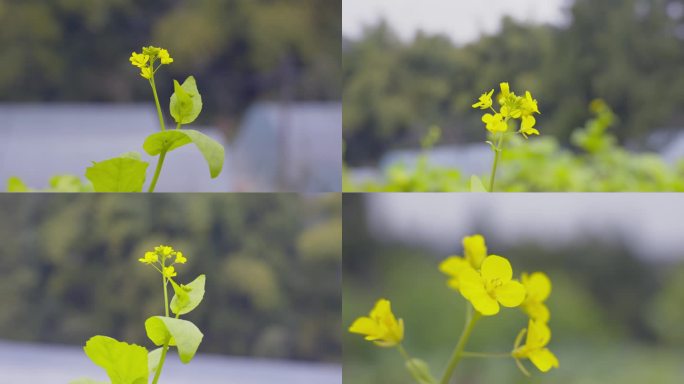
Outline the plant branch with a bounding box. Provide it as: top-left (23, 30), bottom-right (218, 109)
top-left (147, 149), bottom-right (167, 193)
top-left (439, 306), bottom-right (481, 384)
top-left (151, 343), bottom-right (169, 384)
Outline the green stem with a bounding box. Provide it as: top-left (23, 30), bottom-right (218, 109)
top-left (151, 343), bottom-right (169, 384)
top-left (162, 264), bottom-right (169, 317)
top-left (147, 150), bottom-right (167, 193)
top-left (149, 76), bottom-right (166, 131)
top-left (439, 306), bottom-right (481, 384)
top-left (488, 133), bottom-right (506, 192)
top-left (461, 351), bottom-right (510, 358)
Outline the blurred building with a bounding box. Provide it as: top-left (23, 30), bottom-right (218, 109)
top-left (231, 102), bottom-right (342, 192)
top-left (0, 104), bottom-right (230, 192)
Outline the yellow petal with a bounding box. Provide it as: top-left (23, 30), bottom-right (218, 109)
top-left (529, 348), bottom-right (559, 372)
top-left (524, 301), bottom-right (550, 323)
top-left (439, 256), bottom-right (468, 277)
top-left (480, 255), bottom-right (513, 283)
top-left (463, 234), bottom-right (487, 269)
top-left (349, 317), bottom-right (380, 337)
top-left (523, 272), bottom-right (551, 302)
top-left (458, 267), bottom-right (485, 301)
top-left (370, 299), bottom-right (392, 320)
top-left (495, 280), bottom-right (526, 307)
top-left (526, 320), bottom-right (551, 349)
top-left (468, 290), bottom-right (500, 316)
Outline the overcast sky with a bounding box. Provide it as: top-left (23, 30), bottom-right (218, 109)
top-left (343, 0), bottom-right (570, 44)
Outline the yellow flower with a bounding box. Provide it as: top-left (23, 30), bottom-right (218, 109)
top-left (175, 251), bottom-right (187, 264)
top-left (459, 255), bottom-right (526, 316)
top-left (155, 245), bottom-right (175, 257)
top-left (482, 113), bottom-right (508, 133)
top-left (138, 251), bottom-right (158, 264)
top-left (163, 266), bottom-right (177, 278)
top-left (463, 234), bottom-right (487, 268)
top-left (520, 91), bottom-right (540, 116)
top-left (472, 89), bottom-right (494, 110)
top-left (521, 272), bottom-right (551, 322)
top-left (142, 46), bottom-right (161, 59)
top-left (140, 66), bottom-right (153, 79)
top-left (439, 257), bottom-right (472, 290)
top-left (439, 234), bottom-right (488, 289)
top-left (159, 48), bottom-right (174, 65)
top-left (499, 82), bottom-right (512, 100)
top-left (512, 320), bottom-right (559, 373)
top-left (348, 298), bottom-right (404, 347)
top-left (520, 115), bottom-right (539, 137)
top-left (129, 52), bottom-right (149, 68)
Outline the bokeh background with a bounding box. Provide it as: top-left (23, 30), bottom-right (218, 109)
top-left (343, 0), bottom-right (684, 191)
top-left (0, 193), bottom-right (341, 383)
top-left (0, 0), bottom-right (341, 192)
top-left (343, 194), bottom-right (684, 383)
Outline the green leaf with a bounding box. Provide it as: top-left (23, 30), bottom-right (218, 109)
top-left (169, 76), bottom-right (202, 125)
top-left (180, 129), bottom-right (224, 178)
top-left (469, 175), bottom-right (489, 193)
top-left (171, 274), bottom-right (206, 316)
top-left (143, 129), bottom-right (224, 178)
top-left (82, 335), bottom-right (148, 384)
top-left (145, 316), bottom-right (204, 363)
top-left (85, 154), bottom-right (149, 192)
top-left (7, 176), bottom-right (29, 192)
top-left (143, 130), bottom-right (192, 156)
top-left (148, 347), bottom-right (163, 378)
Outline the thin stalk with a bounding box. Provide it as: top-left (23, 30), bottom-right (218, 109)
top-left (439, 306), bottom-right (481, 384)
top-left (162, 273), bottom-right (169, 317)
top-left (488, 133), bottom-right (506, 192)
top-left (151, 343), bottom-right (169, 384)
top-left (147, 150), bottom-right (167, 193)
top-left (149, 76), bottom-right (166, 131)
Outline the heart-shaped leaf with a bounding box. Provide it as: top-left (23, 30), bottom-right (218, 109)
top-left (171, 274), bottom-right (206, 316)
top-left (145, 316), bottom-right (203, 364)
top-left (142, 129), bottom-right (224, 179)
top-left (82, 335), bottom-right (149, 384)
top-left (169, 76), bottom-right (202, 125)
top-left (85, 153), bottom-right (149, 192)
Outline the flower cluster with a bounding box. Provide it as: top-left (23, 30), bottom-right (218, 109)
top-left (472, 82), bottom-right (541, 138)
top-left (138, 244), bottom-right (187, 278)
top-left (348, 234), bottom-right (558, 383)
top-left (440, 234), bottom-right (558, 373)
top-left (129, 46), bottom-right (174, 79)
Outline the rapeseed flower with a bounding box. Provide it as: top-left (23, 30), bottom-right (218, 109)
top-left (158, 48), bottom-right (173, 64)
top-left (155, 245), bottom-right (175, 258)
top-left (129, 52), bottom-right (149, 68)
top-left (138, 251), bottom-right (158, 264)
top-left (439, 234), bottom-right (488, 289)
top-left (349, 298), bottom-right (404, 347)
top-left (512, 320), bottom-right (559, 373)
top-left (163, 266), bottom-right (177, 278)
top-left (459, 255), bottom-right (526, 316)
top-left (520, 272), bottom-right (551, 322)
top-left (472, 89), bottom-right (494, 110)
top-left (175, 251), bottom-right (187, 264)
top-left (482, 113), bottom-right (508, 133)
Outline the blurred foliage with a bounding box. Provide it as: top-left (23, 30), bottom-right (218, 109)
top-left (0, 194), bottom-right (341, 362)
top-left (343, 0), bottom-right (684, 165)
top-left (342, 195), bottom-right (684, 383)
top-left (345, 101), bottom-right (684, 191)
top-left (0, 0), bottom-right (340, 125)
